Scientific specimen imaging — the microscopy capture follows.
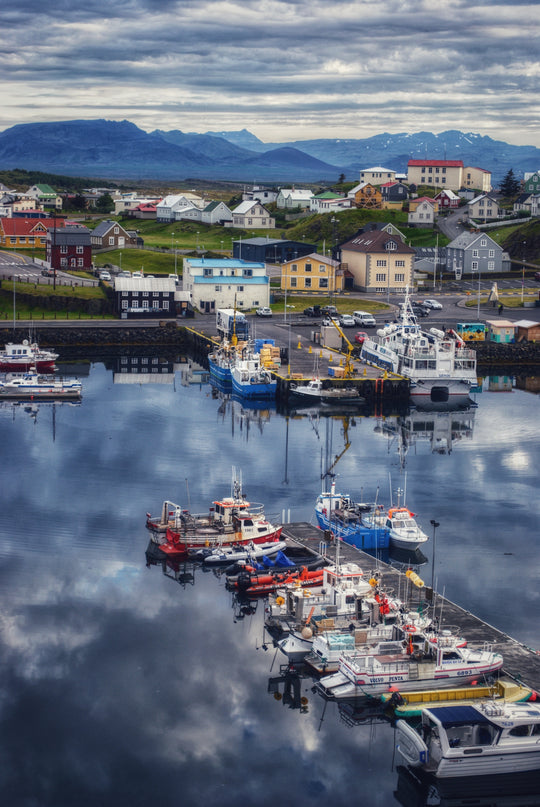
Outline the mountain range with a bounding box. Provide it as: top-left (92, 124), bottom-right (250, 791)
top-left (0, 119), bottom-right (538, 185)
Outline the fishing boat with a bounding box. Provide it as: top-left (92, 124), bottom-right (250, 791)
top-left (230, 342), bottom-right (277, 400)
top-left (207, 338), bottom-right (242, 384)
top-left (360, 288), bottom-right (478, 403)
top-left (316, 640), bottom-right (503, 700)
top-left (396, 700), bottom-right (540, 777)
top-left (233, 565), bottom-right (325, 597)
top-left (0, 368), bottom-right (82, 399)
top-left (382, 676), bottom-right (532, 717)
top-left (314, 480), bottom-right (390, 550)
top-left (289, 377), bottom-right (365, 405)
top-left (146, 472), bottom-right (282, 557)
top-left (0, 339), bottom-right (58, 372)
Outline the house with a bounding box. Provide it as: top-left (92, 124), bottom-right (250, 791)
top-left (114, 277), bottom-right (177, 318)
top-left (513, 193), bottom-right (533, 213)
top-left (463, 166), bottom-right (492, 192)
top-left (309, 192), bottom-right (350, 213)
top-left (467, 194), bottom-right (501, 222)
top-left (0, 217), bottom-right (64, 248)
top-left (486, 320), bottom-right (516, 344)
top-left (339, 230), bottom-right (415, 293)
top-left (446, 231), bottom-right (510, 275)
top-left (46, 226), bottom-right (92, 272)
top-left (174, 205), bottom-right (203, 223)
top-left (113, 193), bottom-right (161, 215)
top-left (242, 186), bottom-right (278, 205)
top-left (231, 200), bottom-right (275, 229)
top-left (408, 197), bottom-right (438, 227)
top-left (232, 238), bottom-right (315, 264)
top-left (182, 257), bottom-right (269, 313)
top-left (524, 171), bottom-right (540, 193)
top-left (513, 320), bottom-right (540, 342)
top-left (132, 203), bottom-right (158, 220)
top-left (348, 183), bottom-right (382, 209)
top-left (380, 181), bottom-right (409, 209)
top-left (407, 159), bottom-right (464, 190)
top-left (156, 193), bottom-right (206, 222)
top-left (352, 222), bottom-right (407, 242)
top-left (26, 184), bottom-right (62, 211)
top-left (201, 201), bottom-right (233, 225)
top-left (90, 220), bottom-right (138, 249)
top-left (276, 188), bottom-right (313, 209)
top-left (359, 166), bottom-right (396, 184)
top-left (280, 253), bottom-right (343, 295)
top-left (434, 189), bottom-right (461, 209)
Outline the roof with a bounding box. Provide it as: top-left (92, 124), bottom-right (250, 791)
top-left (114, 277), bottom-right (176, 292)
top-left (0, 218), bottom-right (65, 235)
top-left (447, 231), bottom-right (498, 249)
top-left (434, 189), bottom-right (460, 199)
top-left (360, 166), bottom-right (395, 173)
top-left (48, 227), bottom-right (91, 246)
top-left (313, 191), bottom-right (342, 199)
top-left (469, 193), bottom-right (497, 205)
top-left (342, 229), bottom-right (415, 254)
top-left (282, 252), bottom-right (339, 267)
top-left (408, 159), bottom-right (463, 168)
top-left (91, 220), bottom-right (130, 238)
top-left (186, 258), bottom-right (265, 269)
top-left (204, 200), bottom-right (224, 212)
top-left (233, 200), bottom-right (269, 214)
top-left (279, 188), bottom-right (313, 199)
top-left (513, 320), bottom-right (539, 329)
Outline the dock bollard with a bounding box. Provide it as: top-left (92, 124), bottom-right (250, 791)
top-left (297, 338), bottom-right (302, 349)
top-left (308, 345), bottom-right (312, 353)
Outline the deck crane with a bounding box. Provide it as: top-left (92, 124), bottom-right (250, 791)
top-left (326, 316), bottom-right (359, 378)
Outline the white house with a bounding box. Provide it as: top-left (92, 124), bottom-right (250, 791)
top-left (276, 188), bottom-right (313, 209)
top-left (467, 194), bottom-right (501, 222)
top-left (231, 200), bottom-right (275, 229)
top-left (201, 201), bottom-right (233, 225)
top-left (156, 193), bottom-right (206, 222)
top-left (408, 197), bottom-right (437, 227)
top-left (242, 186), bottom-right (278, 205)
top-left (359, 166), bottom-right (396, 184)
top-left (309, 192), bottom-right (353, 213)
top-left (182, 257), bottom-right (269, 313)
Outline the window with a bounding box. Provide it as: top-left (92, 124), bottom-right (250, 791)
top-left (153, 291), bottom-right (159, 296)
top-left (488, 261), bottom-right (495, 270)
top-left (76, 245), bottom-right (83, 254)
top-left (60, 258), bottom-right (67, 266)
top-left (60, 245), bottom-right (68, 254)
top-left (319, 265), bottom-right (326, 272)
top-left (375, 286), bottom-right (386, 293)
top-left (291, 264), bottom-right (297, 272)
top-left (395, 273), bottom-right (405, 282)
top-left (78, 258), bottom-right (83, 267)
top-left (305, 263), bottom-right (312, 272)
top-left (481, 239), bottom-right (487, 246)
top-left (472, 261), bottom-right (478, 270)
top-left (376, 273), bottom-right (387, 282)
top-left (319, 277), bottom-right (328, 288)
top-left (472, 250), bottom-right (479, 257)
top-left (109, 237), bottom-right (115, 245)
top-left (304, 277), bottom-right (312, 288)
top-left (114, 227), bottom-right (119, 234)
top-left (238, 286), bottom-right (244, 292)
top-left (247, 219), bottom-right (252, 225)
top-left (215, 285), bottom-right (222, 291)
top-left (142, 300), bottom-right (149, 308)
top-left (376, 259), bottom-right (387, 267)
top-left (243, 269), bottom-right (252, 277)
top-left (162, 301), bottom-right (169, 309)
top-left (122, 300), bottom-right (128, 309)
top-left (290, 277), bottom-right (297, 287)
top-left (143, 291), bottom-right (149, 297)
top-left (385, 241), bottom-right (397, 251)
top-left (122, 291), bottom-right (128, 296)
top-left (489, 249), bottom-right (495, 257)
top-left (204, 268), bottom-right (212, 277)
top-left (395, 260), bottom-right (405, 267)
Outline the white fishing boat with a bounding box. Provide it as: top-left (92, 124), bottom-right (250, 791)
top-left (0, 339), bottom-right (58, 372)
top-left (364, 506), bottom-right (429, 552)
top-left (396, 701), bottom-right (540, 777)
top-left (316, 640), bottom-right (503, 700)
top-left (231, 345), bottom-right (277, 400)
top-left (361, 289), bottom-right (478, 403)
top-left (0, 368), bottom-right (82, 399)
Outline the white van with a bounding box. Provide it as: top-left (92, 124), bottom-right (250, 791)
top-left (352, 310), bottom-right (376, 327)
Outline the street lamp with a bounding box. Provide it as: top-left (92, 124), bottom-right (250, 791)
top-left (171, 232), bottom-right (174, 251)
top-left (196, 231), bottom-right (200, 252)
top-left (174, 241), bottom-right (178, 275)
top-left (476, 265), bottom-right (481, 319)
top-left (430, 519), bottom-right (440, 589)
top-left (522, 240), bottom-right (526, 303)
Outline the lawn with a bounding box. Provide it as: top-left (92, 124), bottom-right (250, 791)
top-left (0, 280), bottom-right (112, 320)
top-left (269, 293), bottom-right (390, 315)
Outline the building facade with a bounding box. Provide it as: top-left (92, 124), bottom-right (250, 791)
top-left (182, 257), bottom-right (269, 313)
top-left (46, 226), bottom-right (93, 272)
top-left (446, 231), bottom-right (510, 275)
top-left (340, 230), bottom-right (415, 293)
top-left (231, 201), bottom-right (275, 229)
top-left (280, 253), bottom-right (342, 294)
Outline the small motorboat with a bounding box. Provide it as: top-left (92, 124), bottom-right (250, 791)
top-left (201, 540), bottom-right (287, 565)
top-left (233, 566), bottom-right (325, 597)
top-left (396, 700), bottom-right (540, 777)
top-left (290, 377), bottom-right (365, 405)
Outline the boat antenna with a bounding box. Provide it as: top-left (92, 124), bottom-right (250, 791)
top-left (388, 472), bottom-right (393, 507)
top-left (185, 478), bottom-right (191, 511)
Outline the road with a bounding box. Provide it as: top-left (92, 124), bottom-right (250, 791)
top-left (0, 251), bottom-right (98, 287)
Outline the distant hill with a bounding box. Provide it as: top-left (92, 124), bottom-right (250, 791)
top-left (0, 119), bottom-right (538, 185)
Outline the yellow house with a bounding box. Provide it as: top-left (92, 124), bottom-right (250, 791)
top-left (340, 230), bottom-right (415, 293)
top-left (280, 253), bottom-right (343, 294)
top-left (351, 183), bottom-right (382, 209)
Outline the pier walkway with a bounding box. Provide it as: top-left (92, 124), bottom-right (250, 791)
top-left (283, 521), bottom-right (540, 694)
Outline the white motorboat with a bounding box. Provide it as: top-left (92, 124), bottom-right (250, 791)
top-left (396, 701), bottom-right (540, 777)
top-left (366, 506), bottom-right (429, 552)
top-left (290, 377), bottom-right (365, 405)
top-left (0, 368), bottom-right (82, 399)
top-left (361, 288), bottom-right (478, 403)
top-left (0, 339), bottom-right (58, 372)
top-left (316, 640), bottom-right (503, 700)
top-left (201, 540), bottom-right (287, 565)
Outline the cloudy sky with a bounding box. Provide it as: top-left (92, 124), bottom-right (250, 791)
top-left (1, 0), bottom-right (539, 145)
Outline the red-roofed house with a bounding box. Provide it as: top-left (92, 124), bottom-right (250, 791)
top-left (0, 217), bottom-right (65, 248)
top-left (132, 203), bottom-right (158, 220)
top-left (407, 159), bottom-right (464, 189)
top-left (434, 189), bottom-right (461, 209)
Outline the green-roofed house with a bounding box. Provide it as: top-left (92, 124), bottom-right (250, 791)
top-left (309, 191), bottom-right (353, 213)
top-left (201, 200), bottom-right (233, 225)
top-left (26, 183), bottom-right (62, 211)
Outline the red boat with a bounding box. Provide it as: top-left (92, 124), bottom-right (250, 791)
top-left (235, 566), bottom-right (325, 597)
top-left (147, 475), bottom-right (282, 558)
top-left (0, 340), bottom-right (58, 372)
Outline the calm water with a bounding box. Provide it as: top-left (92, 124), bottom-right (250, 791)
top-left (0, 357), bottom-right (539, 806)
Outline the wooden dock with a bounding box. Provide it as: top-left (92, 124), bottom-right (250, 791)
top-left (282, 522), bottom-right (540, 695)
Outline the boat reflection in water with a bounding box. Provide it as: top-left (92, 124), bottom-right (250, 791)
top-left (394, 764), bottom-right (540, 807)
top-left (267, 664), bottom-right (311, 713)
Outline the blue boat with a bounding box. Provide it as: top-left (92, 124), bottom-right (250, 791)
top-left (207, 338), bottom-right (238, 384)
top-left (314, 480), bottom-right (390, 550)
top-left (230, 343), bottom-right (277, 400)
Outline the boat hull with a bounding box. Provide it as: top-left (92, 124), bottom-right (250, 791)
top-left (231, 375), bottom-right (277, 400)
top-left (207, 355), bottom-right (233, 383)
top-left (0, 359), bottom-right (57, 372)
top-left (156, 525), bottom-right (283, 557)
top-left (315, 511), bottom-right (390, 550)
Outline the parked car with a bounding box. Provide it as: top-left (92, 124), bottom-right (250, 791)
top-left (168, 274), bottom-right (180, 285)
top-left (339, 314), bottom-right (356, 327)
top-left (118, 270), bottom-right (132, 278)
top-left (256, 307), bottom-right (272, 317)
top-left (321, 305), bottom-right (339, 316)
top-left (99, 271), bottom-right (111, 281)
top-left (422, 299), bottom-right (443, 309)
top-left (132, 271), bottom-right (143, 278)
top-left (303, 305), bottom-right (321, 317)
top-left (41, 268), bottom-right (55, 277)
top-left (412, 304), bottom-right (429, 317)
top-left (352, 310), bottom-right (376, 327)
top-left (354, 331), bottom-right (368, 344)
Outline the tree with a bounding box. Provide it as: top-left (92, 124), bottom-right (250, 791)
top-left (338, 173), bottom-right (346, 184)
top-left (96, 192), bottom-right (114, 213)
top-left (499, 169), bottom-right (520, 197)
